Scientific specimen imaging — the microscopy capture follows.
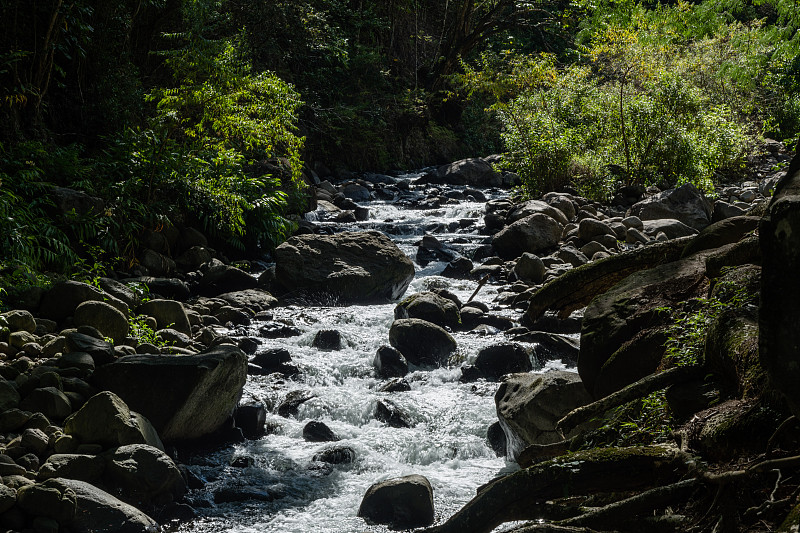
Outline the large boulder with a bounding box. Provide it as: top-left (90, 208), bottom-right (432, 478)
top-left (38, 454), bottom-right (105, 482)
top-left (64, 391), bottom-right (164, 451)
top-left (628, 183), bottom-right (712, 230)
top-left (48, 478), bottom-right (158, 533)
top-left (217, 289), bottom-right (277, 312)
top-left (471, 343), bottom-right (533, 381)
top-left (495, 371), bottom-right (593, 460)
top-left (435, 158), bottom-right (502, 187)
top-left (492, 213), bottom-right (563, 259)
top-left (507, 200), bottom-right (570, 225)
top-left (274, 231), bottom-right (415, 303)
top-left (579, 255), bottom-right (709, 398)
top-left (90, 345), bottom-right (247, 443)
top-left (394, 292), bottom-right (461, 329)
top-left (74, 301), bottom-right (129, 344)
top-left (358, 474), bottom-right (435, 528)
top-left (682, 216), bottom-right (760, 258)
top-left (199, 262), bottom-right (258, 296)
top-left (39, 281), bottom-right (105, 321)
top-left (388, 318), bottom-right (457, 367)
top-left (105, 444), bottom-right (186, 504)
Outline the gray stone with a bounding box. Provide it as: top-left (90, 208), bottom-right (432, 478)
top-left (20, 428), bottom-right (49, 456)
top-left (436, 158), bottom-right (502, 187)
top-left (388, 319), bottom-right (457, 367)
top-left (471, 343), bottom-right (533, 381)
top-left (629, 182), bottom-right (712, 229)
top-left (274, 231), bottom-right (415, 303)
top-left (3, 310), bottom-right (36, 333)
top-left (358, 474), bottom-right (434, 528)
top-left (578, 218), bottom-right (615, 241)
top-left (642, 218), bottom-right (698, 239)
top-left (91, 345), bottom-right (247, 443)
top-left (495, 371), bottom-right (593, 459)
top-left (394, 292), bottom-right (461, 329)
top-left (106, 444), bottom-right (185, 504)
top-left (63, 391), bottom-right (164, 451)
top-left (373, 345), bottom-right (408, 378)
top-left (507, 199), bottom-right (569, 225)
top-left (0, 483), bottom-right (15, 513)
top-left (74, 301), bottom-right (129, 344)
top-left (16, 478), bottom-right (77, 522)
top-left (217, 289), bottom-right (277, 312)
top-left (513, 253), bottom-right (546, 285)
top-left (37, 454), bottom-right (105, 482)
top-left (137, 299), bottom-right (191, 335)
top-left (0, 379), bottom-right (21, 411)
top-left (20, 387), bottom-right (72, 422)
top-left (492, 213), bottom-right (563, 259)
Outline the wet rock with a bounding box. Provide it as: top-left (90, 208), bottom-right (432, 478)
top-left (258, 322), bottom-right (303, 339)
top-left (375, 399), bottom-right (414, 428)
top-left (277, 390), bottom-right (315, 417)
top-left (379, 378), bottom-right (411, 393)
top-left (250, 348), bottom-right (300, 376)
top-left (487, 421), bottom-right (507, 457)
top-left (274, 231), bottom-right (415, 303)
top-left (388, 318), bottom-right (457, 367)
top-left (313, 445), bottom-right (355, 464)
top-left (394, 291), bottom-right (461, 329)
top-left (235, 403), bottom-right (267, 439)
top-left (312, 329), bottom-right (343, 350)
top-left (64, 391), bottom-right (164, 451)
top-left (303, 421), bottom-right (339, 442)
top-left (91, 345), bottom-right (247, 443)
top-left (213, 486), bottom-right (274, 503)
top-left (511, 331), bottom-right (580, 365)
top-left (470, 343), bottom-right (533, 381)
top-left (373, 345), bottom-right (409, 378)
top-left (495, 371), bottom-right (593, 459)
top-left (358, 474), bottom-right (434, 528)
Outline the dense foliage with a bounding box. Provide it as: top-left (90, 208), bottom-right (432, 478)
top-left (0, 0), bottom-right (798, 283)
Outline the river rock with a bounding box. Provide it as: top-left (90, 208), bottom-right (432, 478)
top-left (250, 348), bottom-right (299, 376)
top-left (217, 288), bottom-right (277, 312)
top-left (20, 387), bottom-right (72, 422)
top-left (65, 332), bottom-right (115, 366)
top-left (507, 199), bottom-right (570, 225)
top-left (39, 281), bottom-right (106, 321)
top-left (388, 318), bottom-right (456, 367)
top-left (471, 343), bottom-right (533, 381)
top-left (373, 345), bottom-right (408, 378)
top-left (312, 329), bottom-right (342, 350)
top-left (681, 216), bottom-right (760, 257)
top-left (628, 183), bottom-right (712, 230)
top-left (313, 445), bottom-right (355, 464)
top-left (487, 421), bottom-right (507, 457)
top-left (642, 218), bottom-right (698, 239)
top-left (492, 213), bottom-right (563, 259)
top-left (435, 158), bottom-right (502, 187)
top-left (106, 444), bottom-right (186, 504)
top-left (358, 474), bottom-right (434, 528)
top-left (38, 454), bottom-right (105, 482)
top-left (513, 253), bottom-right (546, 285)
top-left (394, 291), bottom-right (461, 329)
top-left (495, 371), bottom-right (593, 459)
top-left (0, 380), bottom-right (21, 411)
top-left (137, 299), bottom-right (191, 336)
top-left (277, 390), bottom-right (315, 417)
top-left (74, 301), bottom-right (129, 344)
top-left (64, 391), bottom-right (164, 451)
top-left (91, 345), bottom-right (247, 443)
top-left (379, 378), bottom-right (411, 392)
top-left (513, 331), bottom-right (580, 365)
top-left (17, 478), bottom-right (77, 522)
top-left (274, 231), bottom-right (415, 303)
top-left (48, 477), bottom-right (158, 533)
top-left (199, 262), bottom-right (258, 296)
top-left (375, 399), bottom-right (413, 428)
top-left (303, 421), bottom-right (339, 442)
top-left (3, 310), bottom-right (36, 333)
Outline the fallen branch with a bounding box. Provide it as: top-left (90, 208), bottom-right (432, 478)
top-left (556, 365), bottom-right (705, 436)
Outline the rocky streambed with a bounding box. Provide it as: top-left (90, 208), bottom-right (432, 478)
top-left (0, 146), bottom-right (795, 533)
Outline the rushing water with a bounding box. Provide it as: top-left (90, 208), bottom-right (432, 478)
top-left (176, 173), bottom-right (571, 533)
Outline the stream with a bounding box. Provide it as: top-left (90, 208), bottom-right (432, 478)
top-left (175, 171), bottom-right (573, 533)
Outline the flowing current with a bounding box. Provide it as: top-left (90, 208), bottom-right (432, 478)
top-left (176, 172), bottom-right (570, 533)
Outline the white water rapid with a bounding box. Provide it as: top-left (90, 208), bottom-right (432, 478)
top-left (175, 172), bottom-right (572, 533)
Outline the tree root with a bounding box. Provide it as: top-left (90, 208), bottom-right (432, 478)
top-left (556, 365), bottom-right (705, 436)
